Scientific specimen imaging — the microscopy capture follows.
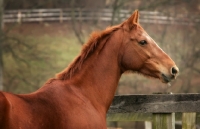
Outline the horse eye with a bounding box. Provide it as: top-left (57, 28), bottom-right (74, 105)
top-left (139, 40), bottom-right (147, 46)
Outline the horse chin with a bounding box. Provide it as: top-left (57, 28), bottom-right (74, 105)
top-left (160, 74), bottom-right (175, 83)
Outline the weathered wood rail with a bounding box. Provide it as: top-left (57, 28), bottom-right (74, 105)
top-left (3, 8), bottom-right (200, 25)
top-left (107, 93), bottom-right (200, 129)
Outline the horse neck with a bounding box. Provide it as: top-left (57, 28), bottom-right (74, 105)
top-left (68, 31), bottom-right (123, 113)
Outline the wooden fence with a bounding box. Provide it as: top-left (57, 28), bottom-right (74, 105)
top-left (3, 8), bottom-right (200, 25)
top-left (107, 93), bottom-right (200, 129)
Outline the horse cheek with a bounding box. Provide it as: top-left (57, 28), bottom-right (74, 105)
top-left (122, 47), bottom-right (143, 71)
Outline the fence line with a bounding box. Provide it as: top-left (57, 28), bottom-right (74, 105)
top-left (3, 8), bottom-right (200, 25)
top-left (107, 93), bottom-right (200, 129)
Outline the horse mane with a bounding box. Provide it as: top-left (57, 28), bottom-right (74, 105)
top-left (56, 24), bottom-right (122, 80)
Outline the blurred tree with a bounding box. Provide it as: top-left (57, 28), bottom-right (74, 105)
top-left (178, 23), bottom-right (200, 93)
top-left (70, 0), bottom-right (84, 45)
top-left (3, 35), bottom-right (55, 93)
top-left (0, 0), bottom-right (3, 90)
top-left (4, 0), bottom-right (106, 9)
top-left (69, 0), bottom-right (107, 45)
top-left (161, 1), bottom-right (200, 93)
top-left (109, 0), bottom-right (171, 25)
top-left (110, 0), bottom-right (125, 25)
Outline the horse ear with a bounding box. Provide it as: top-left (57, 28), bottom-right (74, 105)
top-left (126, 10), bottom-right (139, 29)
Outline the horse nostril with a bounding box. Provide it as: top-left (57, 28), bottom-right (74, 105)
top-left (171, 67), bottom-right (178, 75)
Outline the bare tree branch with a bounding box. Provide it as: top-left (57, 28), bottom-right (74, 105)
top-left (0, 0), bottom-right (3, 90)
top-left (70, 0), bottom-right (84, 45)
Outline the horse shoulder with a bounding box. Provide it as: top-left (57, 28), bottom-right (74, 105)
top-left (50, 83), bottom-right (107, 129)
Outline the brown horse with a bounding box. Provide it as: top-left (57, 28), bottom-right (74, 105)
top-left (0, 10), bottom-right (179, 129)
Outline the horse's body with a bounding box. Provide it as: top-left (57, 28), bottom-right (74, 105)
top-left (1, 81), bottom-right (107, 129)
top-left (0, 11), bottom-right (179, 129)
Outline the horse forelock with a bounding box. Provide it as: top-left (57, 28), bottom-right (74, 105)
top-left (56, 24), bottom-right (122, 80)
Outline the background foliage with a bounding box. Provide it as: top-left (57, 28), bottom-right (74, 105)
top-left (2, 0), bottom-right (200, 95)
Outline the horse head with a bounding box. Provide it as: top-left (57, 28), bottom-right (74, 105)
top-left (120, 10), bottom-right (179, 83)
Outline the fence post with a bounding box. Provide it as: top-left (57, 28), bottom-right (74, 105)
top-left (60, 9), bottom-right (63, 23)
top-left (152, 113), bottom-right (175, 129)
top-left (39, 10), bottom-right (43, 23)
top-left (17, 11), bottom-right (21, 24)
top-left (182, 112), bottom-right (196, 129)
top-left (145, 121), bottom-right (152, 129)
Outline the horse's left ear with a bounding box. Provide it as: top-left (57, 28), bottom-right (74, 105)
top-left (126, 10), bottom-right (139, 29)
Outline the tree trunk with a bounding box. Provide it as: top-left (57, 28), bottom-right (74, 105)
top-left (0, 0), bottom-right (3, 90)
top-left (70, 0), bottom-right (84, 45)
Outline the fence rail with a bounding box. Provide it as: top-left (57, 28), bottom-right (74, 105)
top-left (107, 93), bottom-right (200, 129)
top-left (3, 8), bottom-right (200, 25)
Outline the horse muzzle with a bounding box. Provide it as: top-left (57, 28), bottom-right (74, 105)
top-left (161, 66), bottom-right (179, 83)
